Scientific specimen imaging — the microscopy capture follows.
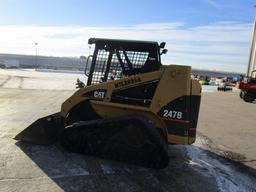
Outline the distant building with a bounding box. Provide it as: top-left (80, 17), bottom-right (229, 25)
top-left (0, 59), bottom-right (19, 68)
top-left (0, 53), bottom-right (86, 70)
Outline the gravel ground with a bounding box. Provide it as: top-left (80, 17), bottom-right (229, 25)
top-left (0, 69), bottom-right (256, 192)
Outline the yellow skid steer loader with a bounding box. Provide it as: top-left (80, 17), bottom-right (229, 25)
top-left (15, 38), bottom-right (201, 169)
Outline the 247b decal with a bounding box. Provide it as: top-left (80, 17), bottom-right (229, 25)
top-left (163, 110), bottom-right (183, 119)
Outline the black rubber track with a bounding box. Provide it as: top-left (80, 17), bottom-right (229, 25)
top-left (60, 115), bottom-right (169, 169)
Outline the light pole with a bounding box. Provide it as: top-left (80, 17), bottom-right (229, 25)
top-left (35, 42), bottom-right (38, 70)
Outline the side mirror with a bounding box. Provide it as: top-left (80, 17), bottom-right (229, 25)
top-left (85, 55), bottom-right (93, 76)
top-left (159, 42), bottom-right (166, 48)
top-left (160, 49), bottom-right (168, 55)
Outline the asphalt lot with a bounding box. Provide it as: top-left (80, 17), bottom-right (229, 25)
top-left (198, 92), bottom-right (256, 169)
top-left (0, 70), bottom-right (256, 192)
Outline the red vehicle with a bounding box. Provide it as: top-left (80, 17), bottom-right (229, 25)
top-left (236, 71), bottom-right (256, 103)
top-left (237, 17), bottom-right (256, 103)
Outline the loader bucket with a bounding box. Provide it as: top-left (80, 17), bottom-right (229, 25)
top-left (14, 113), bottom-right (63, 145)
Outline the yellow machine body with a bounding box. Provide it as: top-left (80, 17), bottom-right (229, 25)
top-left (61, 65), bottom-right (201, 145)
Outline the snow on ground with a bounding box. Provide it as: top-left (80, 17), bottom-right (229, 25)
top-left (187, 135), bottom-right (256, 192)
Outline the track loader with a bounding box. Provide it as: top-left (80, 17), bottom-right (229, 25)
top-left (15, 38), bottom-right (201, 169)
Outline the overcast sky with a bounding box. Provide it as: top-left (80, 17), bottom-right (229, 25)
top-left (0, 0), bottom-right (255, 72)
